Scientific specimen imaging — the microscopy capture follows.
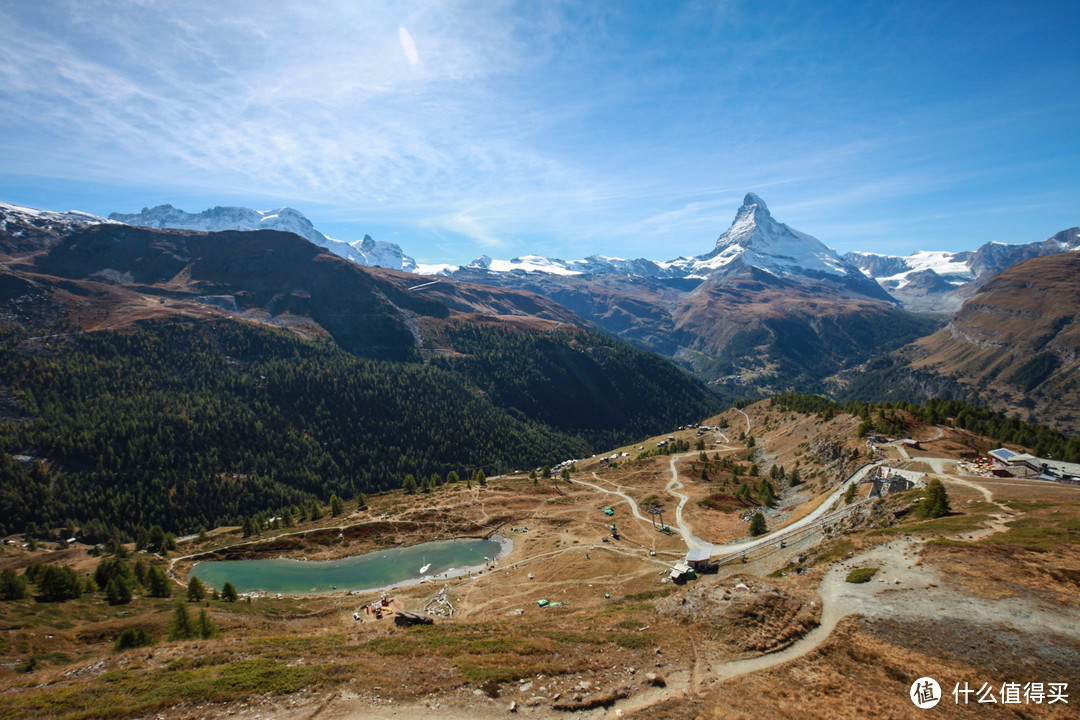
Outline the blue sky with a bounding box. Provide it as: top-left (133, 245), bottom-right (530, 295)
top-left (0, 1), bottom-right (1077, 265)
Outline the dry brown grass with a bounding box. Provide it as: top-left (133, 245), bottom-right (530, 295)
top-left (5, 409), bottom-right (1080, 719)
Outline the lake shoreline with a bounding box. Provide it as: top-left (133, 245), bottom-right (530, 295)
top-left (191, 534), bottom-right (514, 597)
top-left (366, 532), bottom-right (514, 594)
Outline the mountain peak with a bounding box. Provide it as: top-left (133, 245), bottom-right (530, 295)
top-left (683, 194), bottom-right (896, 301)
top-left (742, 192), bottom-right (769, 214)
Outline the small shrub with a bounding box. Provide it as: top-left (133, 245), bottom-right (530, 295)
top-left (114, 628), bottom-right (156, 651)
top-left (846, 567), bottom-right (878, 583)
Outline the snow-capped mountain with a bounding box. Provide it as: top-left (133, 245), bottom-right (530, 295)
top-left (449, 193), bottom-right (893, 301)
top-left (109, 204), bottom-right (417, 272)
top-left (675, 193), bottom-right (860, 279)
top-left (461, 253), bottom-right (673, 278)
top-left (844, 227), bottom-right (1080, 312)
top-left (0, 201), bottom-right (118, 256)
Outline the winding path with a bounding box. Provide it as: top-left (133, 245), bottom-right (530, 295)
top-left (661, 450), bottom-right (882, 556)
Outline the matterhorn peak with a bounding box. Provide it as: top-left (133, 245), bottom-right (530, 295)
top-left (741, 192), bottom-right (769, 213)
top-left (682, 192), bottom-right (894, 296)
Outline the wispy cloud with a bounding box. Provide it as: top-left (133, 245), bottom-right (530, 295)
top-left (0, 1), bottom-right (1076, 262)
top-left (398, 27), bottom-right (420, 66)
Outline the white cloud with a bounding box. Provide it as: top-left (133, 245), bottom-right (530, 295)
top-left (398, 27), bottom-right (420, 65)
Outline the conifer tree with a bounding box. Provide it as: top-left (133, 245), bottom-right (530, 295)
top-left (106, 577), bottom-right (131, 605)
top-left (187, 576), bottom-right (207, 602)
top-left (921, 479), bottom-right (951, 519)
top-left (749, 512), bottom-right (767, 537)
top-left (197, 609), bottom-right (219, 639)
top-left (0, 568), bottom-right (28, 600)
top-left (168, 599), bottom-right (194, 640)
top-left (221, 582), bottom-right (238, 602)
top-left (146, 566), bottom-right (171, 598)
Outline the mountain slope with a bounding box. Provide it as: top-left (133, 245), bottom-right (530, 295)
top-left (0, 317), bottom-right (720, 537)
top-left (0, 216), bottom-right (722, 535)
top-left (842, 252), bottom-right (1080, 433)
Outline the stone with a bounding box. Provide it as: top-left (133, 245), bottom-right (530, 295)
top-left (645, 672), bottom-right (666, 687)
top-left (508, 700), bottom-right (517, 712)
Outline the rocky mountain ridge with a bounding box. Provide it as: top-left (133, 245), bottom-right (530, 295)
top-left (844, 227), bottom-right (1080, 312)
top-left (109, 204), bottom-right (418, 272)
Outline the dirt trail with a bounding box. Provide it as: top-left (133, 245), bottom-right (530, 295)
top-left (700, 476), bottom-right (1078, 687)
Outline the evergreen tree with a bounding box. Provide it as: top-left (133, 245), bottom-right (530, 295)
top-left (403, 474), bottom-right (417, 494)
top-left (749, 512), bottom-right (767, 537)
top-left (921, 479), bottom-right (951, 519)
top-left (0, 568), bottom-right (28, 600)
top-left (529, 470), bottom-right (537, 484)
top-left (221, 581), bottom-right (239, 602)
top-left (844, 483), bottom-right (858, 505)
top-left (187, 576), bottom-right (207, 602)
top-left (788, 468), bottom-right (801, 487)
top-left (735, 482), bottom-right (750, 501)
top-left (114, 628), bottom-right (155, 651)
top-left (282, 507), bottom-right (294, 527)
top-left (106, 577), bottom-right (132, 605)
top-left (756, 479), bottom-right (776, 506)
top-left (37, 564), bottom-right (82, 601)
top-left (168, 599), bottom-right (194, 640)
top-left (699, 466), bottom-right (709, 482)
top-left (475, 469), bottom-right (487, 486)
top-left (146, 566), bottom-right (171, 598)
top-left (447, 471), bottom-right (459, 484)
top-left (148, 525), bottom-right (169, 553)
top-left (355, 492), bottom-right (368, 510)
top-left (133, 559), bottom-right (148, 589)
top-left (197, 609), bottom-right (219, 639)
top-left (329, 494), bottom-right (344, 517)
top-left (94, 557), bottom-right (136, 595)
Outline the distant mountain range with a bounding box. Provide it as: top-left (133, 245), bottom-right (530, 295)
top-left (4, 194), bottom-right (1077, 401)
top-left (844, 228), bottom-right (1080, 312)
top-left (102, 198), bottom-right (1079, 316)
top-left (109, 204), bottom-right (419, 273)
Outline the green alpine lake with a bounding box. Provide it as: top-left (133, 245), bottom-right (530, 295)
top-left (190, 537), bottom-right (507, 595)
